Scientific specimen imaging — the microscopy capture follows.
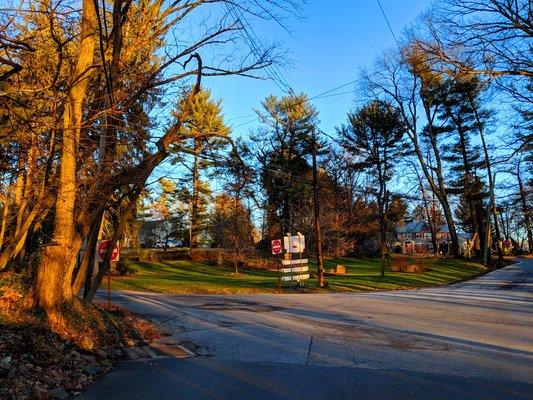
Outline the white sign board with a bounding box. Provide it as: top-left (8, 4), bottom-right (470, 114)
top-left (281, 274), bottom-right (310, 282)
top-left (281, 266), bottom-right (309, 274)
top-left (283, 233), bottom-right (305, 254)
top-left (281, 258), bottom-right (308, 266)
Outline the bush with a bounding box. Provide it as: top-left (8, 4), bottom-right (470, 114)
top-left (111, 259), bottom-right (138, 276)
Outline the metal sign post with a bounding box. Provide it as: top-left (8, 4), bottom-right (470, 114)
top-left (96, 240), bottom-right (120, 310)
top-left (281, 232), bottom-right (308, 288)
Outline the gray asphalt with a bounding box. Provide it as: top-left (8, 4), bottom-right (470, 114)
top-left (81, 259), bottom-right (533, 399)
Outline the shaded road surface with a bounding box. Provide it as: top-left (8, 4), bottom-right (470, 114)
top-left (82, 260), bottom-right (533, 399)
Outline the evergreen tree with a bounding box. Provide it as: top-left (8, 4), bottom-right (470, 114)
top-left (172, 88), bottom-right (230, 249)
top-left (436, 75), bottom-right (489, 255)
top-left (339, 100), bottom-right (407, 277)
top-left (251, 92), bottom-right (318, 239)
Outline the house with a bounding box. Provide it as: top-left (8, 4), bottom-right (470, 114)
top-left (396, 221), bottom-right (469, 255)
top-left (138, 219), bottom-right (172, 247)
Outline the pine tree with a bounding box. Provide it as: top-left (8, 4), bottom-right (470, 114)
top-left (172, 88), bottom-right (230, 250)
top-left (251, 92), bottom-right (318, 239)
top-left (437, 75), bottom-right (489, 255)
top-left (339, 100), bottom-right (407, 277)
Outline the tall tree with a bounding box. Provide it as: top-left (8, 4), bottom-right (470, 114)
top-left (173, 88), bottom-right (230, 250)
top-left (437, 75), bottom-right (489, 255)
top-left (339, 100), bottom-right (407, 277)
top-left (251, 92), bottom-right (318, 239)
top-left (415, 0), bottom-right (532, 106)
top-left (365, 47), bottom-right (462, 257)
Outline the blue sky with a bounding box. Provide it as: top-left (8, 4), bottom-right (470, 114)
top-left (204, 0), bottom-right (433, 137)
top-left (153, 0), bottom-right (435, 193)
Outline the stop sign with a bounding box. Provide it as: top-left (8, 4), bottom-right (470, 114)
top-left (271, 239), bottom-right (283, 255)
top-left (96, 240), bottom-right (120, 262)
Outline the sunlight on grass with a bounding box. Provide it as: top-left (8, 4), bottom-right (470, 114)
top-left (105, 256), bottom-right (488, 295)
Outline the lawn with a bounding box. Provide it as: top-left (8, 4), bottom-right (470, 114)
top-left (106, 257), bottom-right (488, 294)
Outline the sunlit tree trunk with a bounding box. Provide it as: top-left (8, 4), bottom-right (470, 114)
top-left (0, 196), bottom-right (8, 251)
top-left (35, 0), bottom-right (97, 313)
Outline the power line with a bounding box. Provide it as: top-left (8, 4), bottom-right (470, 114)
top-left (375, 0), bottom-right (401, 52)
top-left (228, 70), bottom-right (388, 130)
top-left (226, 3), bottom-right (291, 92)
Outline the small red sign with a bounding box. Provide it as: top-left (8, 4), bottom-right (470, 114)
top-left (271, 239), bottom-right (283, 255)
top-left (96, 240), bottom-right (120, 262)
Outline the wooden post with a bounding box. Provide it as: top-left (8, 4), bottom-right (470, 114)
top-left (312, 132), bottom-right (324, 288)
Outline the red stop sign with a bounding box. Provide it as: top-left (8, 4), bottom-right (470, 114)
top-left (97, 240), bottom-right (120, 262)
top-left (271, 239), bottom-right (283, 255)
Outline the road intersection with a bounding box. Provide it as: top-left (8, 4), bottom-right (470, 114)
top-left (82, 259), bottom-right (533, 399)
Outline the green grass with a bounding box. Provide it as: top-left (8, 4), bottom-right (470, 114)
top-left (106, 257), bottom-right (488, 294)
top-left (317, 258), bottom-right (486, 292)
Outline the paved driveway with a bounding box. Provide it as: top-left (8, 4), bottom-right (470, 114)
top-left (81, 259), bottom-right (533, 399)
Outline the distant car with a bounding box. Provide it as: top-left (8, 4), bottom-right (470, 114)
top-left (155, 240), bottom-right (181, 248)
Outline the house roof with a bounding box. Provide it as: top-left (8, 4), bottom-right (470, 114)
top-left (397, 221), bottom-right (429, 233)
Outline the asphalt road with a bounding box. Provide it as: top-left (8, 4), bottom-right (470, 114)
top-left (81, 259), bottom-right (533, 400)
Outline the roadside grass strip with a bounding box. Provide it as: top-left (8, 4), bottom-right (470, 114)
top-left (106, 257), bottom-right (487, 294)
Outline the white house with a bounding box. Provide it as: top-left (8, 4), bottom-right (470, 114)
top-left (396, 221), bottom-right (469, 254)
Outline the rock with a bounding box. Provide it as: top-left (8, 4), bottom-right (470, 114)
top-left (94, 349), bottom-right (107, 361)
top-left (123, 347), bottom-right (149, 360)
top-left (50, 387), bottom-right (69, 400)
top-left (32, 385), bottom-right (50, 400)
top-left (0, 356), bottom-right (12, 370)
top-left (41, 376), bottom-right (56, 387)
top-left (123, 348), bottom-right (138, 360)
top-left (84, 367), bottom-right (101, 376)
top-left (8, 367), bottom-right (17, 379)
top-left (334, 264), bottom-right (346, 274)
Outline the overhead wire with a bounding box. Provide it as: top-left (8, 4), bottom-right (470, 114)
top-left (225, 3), bottom-right (291, 92)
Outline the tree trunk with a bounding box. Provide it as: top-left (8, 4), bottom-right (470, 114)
top-left (408, 101), bottom-right (460, 257)
top-left (190, 138), bottom-right (201, 249)
top-left (517, 165), bottom-right (533, 253)
top-left (0, 196), bottom-right (8, 251)
top-left (72, 212), bottom-right (103, 296)
top-left (469, 98), bottom-right (503, 261)
top-left (35, 0), bottom-right (97, 312)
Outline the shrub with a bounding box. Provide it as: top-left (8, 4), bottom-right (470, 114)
top-left (111, 259), bottom-right (138, 276)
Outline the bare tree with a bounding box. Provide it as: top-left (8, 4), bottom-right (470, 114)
top-left (364, 48), bottom-right (462, 257)
top-left (413, 0), bottom-right (532, 105)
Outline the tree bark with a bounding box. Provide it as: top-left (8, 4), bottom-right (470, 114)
top-left (517, 163), bottom-right (533, 253)
top-left (470, 98), bottom-right (503, 261)
top-left (35, 0), bottom-right (98, 312)
top-left (190, 138), bottom-right (201, 249)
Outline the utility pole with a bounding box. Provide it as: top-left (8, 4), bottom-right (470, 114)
top-left (312, 129), bottom-right (324, 288)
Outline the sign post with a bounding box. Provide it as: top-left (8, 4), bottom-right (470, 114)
top-left (281, 232), bottom-right (308, 287)
top-left (96, 240), bottom-right (120, 310)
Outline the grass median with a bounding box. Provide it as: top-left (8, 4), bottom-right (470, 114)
top-left (106, 257), bottom-right (488, 294)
